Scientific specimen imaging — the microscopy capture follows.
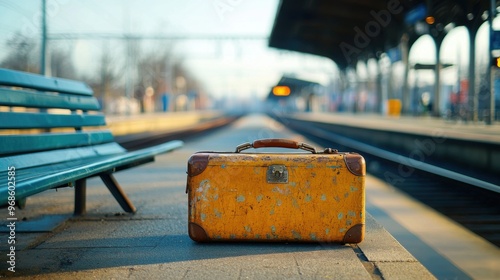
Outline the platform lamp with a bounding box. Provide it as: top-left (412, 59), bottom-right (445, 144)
top-left (492, 57), bottom-right (500, 68)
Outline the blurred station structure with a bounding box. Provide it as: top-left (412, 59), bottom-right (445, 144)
top-left (266, 76), bottom-right (326, 113)
top-left (267, 0), bottom-right (499, 123)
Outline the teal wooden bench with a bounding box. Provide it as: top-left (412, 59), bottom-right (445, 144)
top-left (0, 68), bottom-right (183, 215)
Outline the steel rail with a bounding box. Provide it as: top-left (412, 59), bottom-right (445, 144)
top-left (287, 120), bottom-right (500, 194)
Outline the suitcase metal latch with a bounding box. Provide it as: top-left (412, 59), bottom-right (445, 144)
top-left (267, 165), bottom-right (288, 183)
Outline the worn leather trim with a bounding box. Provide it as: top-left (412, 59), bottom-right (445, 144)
top-left (187, 153), bottom-right (209, 177)
top-left (342, 224), bottom-right (365, 244)
top-left (189, 222), bottom-right (209, 242)
top-left (344, 153), bottom-right (366, 176)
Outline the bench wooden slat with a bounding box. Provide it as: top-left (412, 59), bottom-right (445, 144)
top-left (0, 112), bottom-right (106, 129)
top-left (0, 131), bottom-right (115, 155)
top-left (0, 68), bottom-right (93, 96)
top-left (0, 140), bottom-right (183, 202)
top-left (0, 143), bottom-right (126, 170)
top-left (0, 88), bottom-right (100, 110)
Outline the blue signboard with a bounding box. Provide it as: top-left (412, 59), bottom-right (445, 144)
top-left (404, 3), bottom-right (426, 25)
top-left (491, 31), bottom-right (500, 50)
top-left (387, 47), bottom-right (401, 63)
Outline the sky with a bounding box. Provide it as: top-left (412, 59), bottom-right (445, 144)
top-left (0, 0), bottom-right (336, 100)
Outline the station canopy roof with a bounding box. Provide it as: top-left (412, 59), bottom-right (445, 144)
top-left (269, 0), bottom-right (490, 69)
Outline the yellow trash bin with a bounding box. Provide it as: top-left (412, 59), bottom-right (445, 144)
top-left (387, 99), bottom-right (402, 116)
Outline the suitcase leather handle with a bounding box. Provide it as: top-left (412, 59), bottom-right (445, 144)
top-left (235, 138), bottom-right (316, 153)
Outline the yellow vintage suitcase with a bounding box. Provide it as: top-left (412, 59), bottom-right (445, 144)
top-left (186, 139), bottom-right (365, 243)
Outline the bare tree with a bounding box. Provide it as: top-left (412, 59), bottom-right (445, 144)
top-left (0, 33), bottom-right (38, 73)
top-left (49, 45), bottom-right (77, 79)
top-left (136, 46), bottom-right (174, 112)
top-left (97, 42), bottom-right (118, 100)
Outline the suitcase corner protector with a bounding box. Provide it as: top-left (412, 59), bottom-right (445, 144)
top-left (189, 222), bottom-right (209, 242)
top-left (342, 224), bottom-right (365, 244)
top-left (344, 154), bottom-right (366, 176)
top-left (188, 153), bottom-right (210, 177)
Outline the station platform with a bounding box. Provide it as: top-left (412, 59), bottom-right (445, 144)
top-left (288, 112), bottom-right (500, 144)
top-left (2, 114), bottom-right (499, 279)
top-left (105, 110), bottom-right (228, 137)
top-left (0, 114), bottom-right (439, 279)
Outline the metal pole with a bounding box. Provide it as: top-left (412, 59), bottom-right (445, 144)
top-left (401, 34), bottom-right (410, 115)
top-left (376, 58), bottom-right (383, 114)
top-left (125, 36), bottom-right (132, 115)
top-left (488, 0), bottom-right (497, 124)
top-left (433, 38), bottom-right (442, 117)
top-left (468, 27), bottom-right (478, 122)
top-left (40, 0), bottom-right (47, 75)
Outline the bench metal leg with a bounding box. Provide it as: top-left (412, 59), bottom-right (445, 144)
top-left (74, 179), bottom-right (86, 216)
top-left (100, 174), bottom-right (137, 213)
top-left (16, 198), bottom-right (27, 209)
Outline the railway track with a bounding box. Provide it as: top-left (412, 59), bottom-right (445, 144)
top-left (115, 114), bottom-right (241, 150)
top-left (276, 116), bottom-right (500, 248)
